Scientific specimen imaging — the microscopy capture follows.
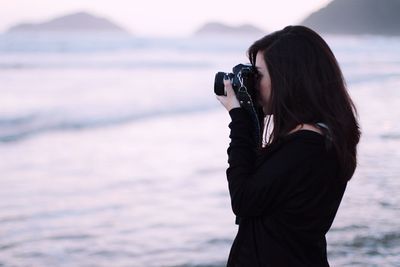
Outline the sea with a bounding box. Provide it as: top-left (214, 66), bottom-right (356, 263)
top-left (0, 32), bottom-right (399, 267)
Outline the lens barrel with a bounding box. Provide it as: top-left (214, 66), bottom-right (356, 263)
top-left (214, 72), bottom-right (226, 96)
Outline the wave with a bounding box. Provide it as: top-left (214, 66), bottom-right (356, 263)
top-left (167, 264), bottom-right (225, 267)
top-left (380, 133), bottom-right (400, 140)
top-left (0, 35), bottom-right (250, 54)
top-left (0, 104), bottom-right (219, 143)
top-left (0, 60), bottom-right (213, 70)
top-left (344, 231), bottom-right (400, 249)
top-left (346, 73), bottom-right (400, 85)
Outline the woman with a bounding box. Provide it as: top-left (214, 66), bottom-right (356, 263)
top-left (216, 25), bottom-right (360, 266)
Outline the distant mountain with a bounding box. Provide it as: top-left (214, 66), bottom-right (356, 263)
top-left (7, 12), bottom-right (129, 34)
top-left (194, 22), bottom-right (266, 36)
top-left (301, 0), bottom-right (400, 35)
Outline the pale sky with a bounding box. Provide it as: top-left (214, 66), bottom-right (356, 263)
top-left (0, 0), bottom-right (331, 36)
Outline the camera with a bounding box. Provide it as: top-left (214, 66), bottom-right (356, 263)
top-left (214, 63), bottom-right (258, 101)
top-left (214, 63), bottom-right (264, 149)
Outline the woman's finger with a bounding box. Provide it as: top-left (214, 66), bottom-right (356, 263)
top-left (223, 78), bottom-right (235, 97)
top-left (216, 95), bottom-right (224, 103)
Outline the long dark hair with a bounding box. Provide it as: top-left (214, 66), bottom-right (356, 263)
top-left (248, 25), bottom-right (360, 182)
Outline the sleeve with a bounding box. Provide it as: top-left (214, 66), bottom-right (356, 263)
top-left (226, 108), bottom-right (311, 217)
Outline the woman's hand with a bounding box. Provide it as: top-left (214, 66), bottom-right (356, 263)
top-left (216, 78), bottom-right (241, 112)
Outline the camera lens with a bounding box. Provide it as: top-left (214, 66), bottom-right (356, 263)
top-left (214, 72), bottom-right (226, 96)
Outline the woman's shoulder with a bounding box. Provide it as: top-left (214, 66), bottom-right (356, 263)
top-left (266, 129), bottom-right (326, 150)
top-left (257, 130), bottom-right (331, 168)
top-left (283, 129), bottom-right (326, 144)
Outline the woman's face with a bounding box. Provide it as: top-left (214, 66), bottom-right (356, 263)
top-left (255, 51), bottom-right (272, 114)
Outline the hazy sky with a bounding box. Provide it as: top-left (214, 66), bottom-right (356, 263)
top-left (0, 0), bottom-right (331, 36)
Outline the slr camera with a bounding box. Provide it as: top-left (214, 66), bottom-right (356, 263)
top-left (214, 64), bottom-right (258, 101)
top-left (214, 63), bottom-right (263, 148)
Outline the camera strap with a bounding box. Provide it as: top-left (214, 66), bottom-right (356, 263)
top-left (237, 86), bottom-right (262, 148)
top-left (235, 87), bottom-right (262, 226)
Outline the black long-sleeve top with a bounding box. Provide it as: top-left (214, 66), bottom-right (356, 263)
top-left (226, 108), bottom-right (347, 267)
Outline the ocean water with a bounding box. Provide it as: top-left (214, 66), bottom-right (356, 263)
top-left (0, 33), bottom-right (400, 267)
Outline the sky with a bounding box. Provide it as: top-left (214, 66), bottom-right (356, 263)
top-left (0, 0), bottom-right (331, 37)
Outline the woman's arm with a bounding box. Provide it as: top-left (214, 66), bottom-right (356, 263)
top-left (227, 108), bottom-right (312, 217)
top-left (217, 78), bottom-right (311, 218)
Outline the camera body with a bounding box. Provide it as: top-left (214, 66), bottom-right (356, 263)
top-left (214, 63), bottom-right (258, 102)
top-left (214, 63), bottom-right (264, 150)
